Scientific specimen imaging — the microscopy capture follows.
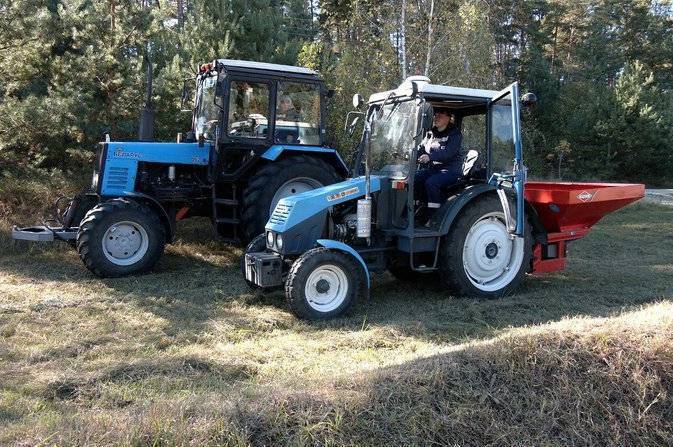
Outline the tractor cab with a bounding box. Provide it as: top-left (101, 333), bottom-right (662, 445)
top-left (186, 59), bottom-right (346, 240)
top-left (358, 77), bottom-right (527, 236)
top-left (191, 59), bottom-right (328, 153)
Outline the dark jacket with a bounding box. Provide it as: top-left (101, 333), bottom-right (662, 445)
top-left (425, 125), bottom-right (462, 167)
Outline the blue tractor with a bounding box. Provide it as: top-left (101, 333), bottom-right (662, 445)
top-left (12, 60), bottom-right (346, 277)
top-left (243, 77), bottom-right (540, 320)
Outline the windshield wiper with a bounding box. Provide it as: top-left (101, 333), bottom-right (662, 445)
top-left (384, 101), bottom-right (400, 122)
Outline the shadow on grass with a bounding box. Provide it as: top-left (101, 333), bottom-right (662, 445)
top-left (1, 204), bottom-right (672, 344)
top-left (233, 301), bottom-right (673, 446)
top-left (41, 355), bottom-right (257, 403)
top-left (0, 219), bottom-right (250, 337)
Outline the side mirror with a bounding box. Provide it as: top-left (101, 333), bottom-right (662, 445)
top-left (352, 93), bottom-right (364, 109)
top-left (521, 92), bottom-right (537, 107)
top-left (347, 116), bottom-right (360, 137)
top-left (214, 72), bottom-right (226, 109)
top-left (180, 78), bottom-right (194, 112)
top-left (344, 111), bottom-right (365, 137)
top-left (421, 103), bottom-right (434, 133)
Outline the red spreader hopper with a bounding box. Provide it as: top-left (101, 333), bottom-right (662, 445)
top-left (524, 182), bottom-right (645, 274)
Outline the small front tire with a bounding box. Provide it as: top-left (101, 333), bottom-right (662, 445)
top-left (285, 248), bottom-right (365, 320)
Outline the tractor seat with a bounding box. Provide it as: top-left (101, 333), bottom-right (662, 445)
top-left (441, 149), bottom-right (483, 191)
top-left (461, 149), bottom-right (481, 179)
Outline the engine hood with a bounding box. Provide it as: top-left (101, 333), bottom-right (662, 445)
top-left (266, 176), bottom-right (382, 232)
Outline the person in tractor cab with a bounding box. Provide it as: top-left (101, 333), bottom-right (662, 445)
top-left (277, 95), bottom-right (301, 121)
top-left (414, 107), bottom-right (463, 223)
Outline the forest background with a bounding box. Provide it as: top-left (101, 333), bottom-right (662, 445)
top-left (1, 0), bottom-right (673, 187)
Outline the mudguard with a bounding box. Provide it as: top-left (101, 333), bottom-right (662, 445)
top-left (316, 239), bottom-right (370, 288)
top-left (437, 183), bottom-right (498, 235)
top-left (123, 192), bottom-right (175, 243)
top-left (261, 145), bottom-right (349, 176)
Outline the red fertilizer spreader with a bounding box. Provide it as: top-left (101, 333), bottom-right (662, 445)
top-left (524, 182), bottom-right (645, 273)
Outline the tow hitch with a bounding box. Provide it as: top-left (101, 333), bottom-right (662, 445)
top-left (12, 225), bottom-right (77, 242)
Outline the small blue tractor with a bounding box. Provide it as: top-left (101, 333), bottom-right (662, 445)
top-left (12, 59), bottom-right (346, 277)
top-left (242, 77), bottom-right (643, 320)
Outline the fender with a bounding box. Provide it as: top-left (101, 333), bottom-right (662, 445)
top-left (122, 192), bottom-right (175, 243)
top-left (316, 239), bottom-right (370, 288)
top-left (261, 145), bottom-right (349, 176)
top-left (437, 183), bottom-right (498, 235)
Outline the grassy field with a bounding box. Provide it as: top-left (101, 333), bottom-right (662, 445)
top-left (1, 201), bottom-right (672, 445)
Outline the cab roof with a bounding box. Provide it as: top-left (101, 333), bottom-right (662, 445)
top-left (368, 77), bottom-right (500, 104)
top-left (216, 59), bottom-right (321, 79)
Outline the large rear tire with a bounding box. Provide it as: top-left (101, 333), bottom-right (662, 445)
top-left (240, 155), bottom-right (341, 241)
top-left (438, 194), bottom-right (531, 298)
top-left (76, 199), bottom-right (166, 277)
top-left (285, 248), bottom-right (365, 320)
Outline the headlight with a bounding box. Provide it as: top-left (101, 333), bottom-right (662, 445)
top-left (276, 233), bottom-right (283, 250)
top-left (266, 231), bottom-right (274, 247)
top-left (91, 172), bottom-right (99, 189)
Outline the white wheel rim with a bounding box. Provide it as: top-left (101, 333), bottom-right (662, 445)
top-left (102, 221), bottom-right (149, 266)
top-left (304, 264), bottom-right (349, 313)
top-left (462, 212), bottom-right (524, 292)
top-left (270, 177), bottom-right (323, 213)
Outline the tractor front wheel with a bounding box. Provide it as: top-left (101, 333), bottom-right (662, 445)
top-left (438, 194), bottom-right (531, 298)
top-left (76, 199), bottom-right (166, 277)
top-left (241, 155), bottom-right (341, 241)
top-left (285, 248), bottom-right (365, 320)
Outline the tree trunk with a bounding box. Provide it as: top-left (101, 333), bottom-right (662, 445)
top-left (424, 0), bottom-right (434, 76)
top-left (401, 0), bottom-right (407, 80)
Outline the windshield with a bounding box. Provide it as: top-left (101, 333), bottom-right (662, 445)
top-left (368, 100), bottom-right (418, 178)
top-left (194, 75), bottom-right (219, 140)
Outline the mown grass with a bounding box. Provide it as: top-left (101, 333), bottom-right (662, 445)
top-left (0, 196), bottom-right (672, 445)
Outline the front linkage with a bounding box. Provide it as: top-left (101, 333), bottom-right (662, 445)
top-left (12, 192), bottom-right (99, 243)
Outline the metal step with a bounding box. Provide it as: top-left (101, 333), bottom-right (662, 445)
top-left (212, 182), bottom-right (239, 240)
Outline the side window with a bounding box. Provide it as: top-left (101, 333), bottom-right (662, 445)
top-left (227, 81), bottom-right (270, 139)
top-left (275, 82), bottom-right (321, 145)
top-left (461, 114), bottom-right (486, 153)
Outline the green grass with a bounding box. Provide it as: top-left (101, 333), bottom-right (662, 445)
top-left (1, 202), bottom-right (672, 445)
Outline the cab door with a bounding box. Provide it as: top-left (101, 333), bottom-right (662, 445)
top-left (488, 82), bottom-right (525, 236)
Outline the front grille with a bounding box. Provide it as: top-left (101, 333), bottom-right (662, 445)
top-left (269, 203), bottom-right (293, 225)
top-left (105, 167), bottom-right (129, 189)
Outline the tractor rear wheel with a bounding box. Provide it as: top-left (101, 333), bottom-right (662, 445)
top-left (241, 155), bottom-right (341, 241)
top-left (76, 198), bottom-right (166, 277)
top-left (438, 194), bottom-right (531, 298)
top-left (285, 248), bottom-right (365, 320)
